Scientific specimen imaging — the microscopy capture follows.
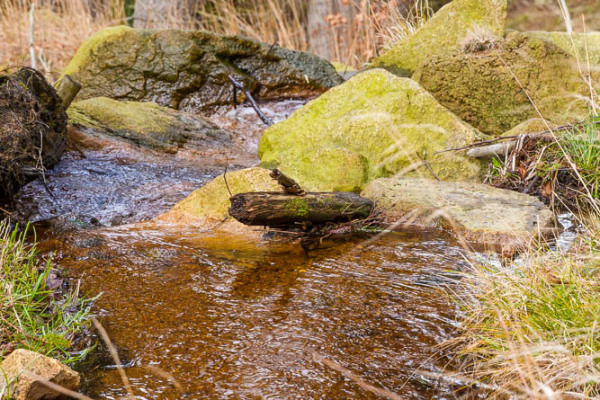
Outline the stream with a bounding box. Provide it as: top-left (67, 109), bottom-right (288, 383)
top-left (16, 100), bottom-right (475, 399)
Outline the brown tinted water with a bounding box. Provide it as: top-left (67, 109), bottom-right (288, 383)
top-left (16, 100), bottom-right (469, 399)
top-left (38, 226), bottom-right (466, 400)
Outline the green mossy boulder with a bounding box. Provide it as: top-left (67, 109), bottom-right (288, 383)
top-left (413, 32), bottom-right (592, 136)
top-left (373, 0), bottom-right (507, 76)
top-left (519, 31), bottom-right (600, 66)
top-left (362, 177), bottom-right (556, 255)
top-left (159, 167), bottom-right (280, 227)
top-left (63, 26), bottom-right (343, 111)
top-left (68, 97), bottom-right (231, 153)
top-left (258, 69), bottom-right (488, 192)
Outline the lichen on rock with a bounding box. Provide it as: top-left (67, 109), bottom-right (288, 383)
top-left (62, 26), bottom-right (343, 111)
top-left (68, 97), bottom-right (231, 153)
top-left (373, 0), bottom-right (507, 76)
top-left (518, 31), bottom-right (600, 66)
top-left (362, 176), bottom-right (556, 255)
top-left (258, 69), bottom-right (488, 192)
top-left (413, 32), bottom-right (592, 136)
top-left (159, 167), bottom-right (280, 228)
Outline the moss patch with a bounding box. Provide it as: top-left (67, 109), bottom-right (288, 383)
top-left (68, 97), bottom-right (231, 152)
top-left (62, 27), bottom-right (342, 110)
top-left (413, 33), bottom-right (592, 136)
top-left (374, 0), bottom-right (507, 76)
top-left (258, 69), bottom-right (488, 192)
top-left (521, 31), bottom-right (600, 66)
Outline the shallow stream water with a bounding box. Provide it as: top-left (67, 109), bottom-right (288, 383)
top-left (16, 100), bottom-right (474, 399)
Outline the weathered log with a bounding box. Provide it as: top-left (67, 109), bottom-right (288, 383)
top-left (54, 74), bottom-right (81, 109)
top-left (229, 192), bottom-right (373, 226)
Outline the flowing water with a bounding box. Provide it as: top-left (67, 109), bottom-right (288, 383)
top-left (16, 101), bottom-right (474, 399)
top-left (38, 226), bottom-right (467, 400)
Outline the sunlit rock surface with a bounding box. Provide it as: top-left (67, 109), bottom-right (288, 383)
top-left (0, 349), bottom-right (80, 400)
top-left (413, 32), bottom-right (592, 136)
top-left (374, 0), bottom-right (507, 76)
top-left (258, 69), bottom-right (487, 192)
top-left (363, 177), bottom-right (556, 254)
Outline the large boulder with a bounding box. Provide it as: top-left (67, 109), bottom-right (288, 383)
top-left (68, 97), bottom-right (231, 153)
top-left (373, 0), bottom-right (507, 77)
top-left (158, 167), bottom-right (280, 231)
top-left (520, 31), bottom-right (600, 66)
top-left (0, 349), bottom-right (80, 400)
top-left (413, 32), bottom-right (591, 136)
top-left (63, 26), bottom-right (343, 111)
top-left (258, 69), bottom-right (488, 192)
top-left (362, 177), bottom-right (556, 255)
top-left (0, 68), bottom-right (67, 198)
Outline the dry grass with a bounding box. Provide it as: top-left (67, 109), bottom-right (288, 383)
top-left (0, 0), bottom-right (127, 80)
top-left (0, 0), bottom-right (431, 77)
top-left (449, 221), bottom-right (600, 399)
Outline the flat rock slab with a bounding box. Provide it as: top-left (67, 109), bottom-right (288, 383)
top-left (362, 177), bottom-right (556, 254)
top-left (68, 97), bottom-right (231, 153)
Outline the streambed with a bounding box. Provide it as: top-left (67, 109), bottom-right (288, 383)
top-left (16, 100), bottom-right (472, 399)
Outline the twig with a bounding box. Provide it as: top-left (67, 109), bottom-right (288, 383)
top-left (228, 75), bottom-right (274, 126)
top-left (466, 141), bottom-right (516, 158)
top-left (29, 3), bottom-right (36, 70)
top-left (223, 163), bottom-right (232, 198)
top-left (313, 352), bottom-right (403, 400)
top-left (197, 217), bottom-right (228, 234)
top-left (434, 120), bottom-right (600, 155)
top-left (416, 153), bottom-right (440, 181)
top-left (91, 318), bottom-right (135, 400)
top-left (23, 372), bottom-right (95, 400)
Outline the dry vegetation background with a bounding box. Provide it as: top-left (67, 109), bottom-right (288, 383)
top-left (1, 0), bottom-right (599, 80)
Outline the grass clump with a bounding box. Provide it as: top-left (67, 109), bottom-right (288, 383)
top-left (0, 222), bottom-right (94, 365)
top-left (487, 118), bottom-right (600, 213)
top-left (451, 227), bottom-right (600, 398)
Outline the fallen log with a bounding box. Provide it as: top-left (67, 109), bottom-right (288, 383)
top-left (229, 192), bottom-right (373, 226)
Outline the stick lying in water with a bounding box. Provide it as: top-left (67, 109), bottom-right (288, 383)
top-left (228, 74), bottom-right (274, 126)
top-left (312, 352), bottom-right (404, 400)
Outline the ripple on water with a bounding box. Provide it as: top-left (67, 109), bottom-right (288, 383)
top-left (38, 227), bottom-right (467, 400)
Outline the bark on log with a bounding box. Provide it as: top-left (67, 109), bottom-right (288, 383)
top-left (229, 192), bottom-right (373, 226)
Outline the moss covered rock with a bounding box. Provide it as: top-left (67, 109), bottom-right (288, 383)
top-left (362, 177), bottom-right (556, 255)
top-left (63, 26), bottom-right (343, 111)
top-left (68, 97), bottom-right (231, 153)
top-left (258, 69), bottom-right (488, 192)
top-left (413, 32), bottom-right (591, 136)
top-left (373, 0), bottom-right (507, 76)
top-left (519, 31), bottom-right (600, 66)
top-left (159, 167), bottom-right (280, 227)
